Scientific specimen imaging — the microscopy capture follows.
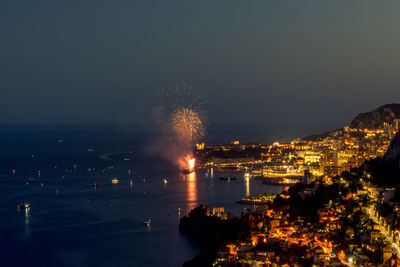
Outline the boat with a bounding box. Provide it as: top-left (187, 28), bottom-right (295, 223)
top-left (144, 219), bottom-right (151, 227)
top-left (18, 202), bottom-right (31, 210)
top-left (182, 169), bottom-right (194, 174)
top-left (111, 177), bottom-right (119, 184)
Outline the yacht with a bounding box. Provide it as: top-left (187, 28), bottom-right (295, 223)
top-left (18, 202), bottom-right (31, 210)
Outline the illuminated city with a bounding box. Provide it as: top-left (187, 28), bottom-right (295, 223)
top-left (180, 106), bottom-right (400, 266)
top-left (2, 1), bottom-right (400, 267)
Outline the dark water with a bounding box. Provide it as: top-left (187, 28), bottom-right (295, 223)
top-left (0, 123), bottom-right (325, 267)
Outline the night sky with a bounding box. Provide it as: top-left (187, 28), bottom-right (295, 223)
top-left (1, 1), bottom-right (400, 126)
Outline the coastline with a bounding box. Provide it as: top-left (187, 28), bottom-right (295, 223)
top-left (182, 107), bottom-right (400, 266)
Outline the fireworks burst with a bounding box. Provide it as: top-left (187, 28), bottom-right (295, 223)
top-left (170, 107), bottom-right (206, 144)
top-left (149, 82), bottom-right (207, 171)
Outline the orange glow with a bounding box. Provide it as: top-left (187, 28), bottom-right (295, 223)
top-left (226, 243), bottom-right (238, 255)
top-left (186, 172), bottom-right (198, 211)
top-left (338, 251), bottom-right (346, 262)
top-left (196, 143), bottom-right (204, 150)
top-left (189, 158), bottom-right (195, 170)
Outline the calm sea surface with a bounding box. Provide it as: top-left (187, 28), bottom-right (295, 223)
top-left (0, 123), bottom-right (336, 267)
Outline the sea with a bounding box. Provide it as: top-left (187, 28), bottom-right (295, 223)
top-left (0, 122), bottom-right (339, 267)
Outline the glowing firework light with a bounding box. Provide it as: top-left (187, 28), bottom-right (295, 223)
top-left (179, 154), bottom-right (196, 173)
top-left (188, 158), bottom-right (195, 170)
top-left (170, 107), bottom-right (206, 144)
top-left (149, 82), bottom-right (207, 171)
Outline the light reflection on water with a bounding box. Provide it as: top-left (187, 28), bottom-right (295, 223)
top-left (24, 209), bottom-right (30, 238)
top-left (186, 172), bottom-right (198, 211)
top-left (245, 177), bottom-right (250, 197)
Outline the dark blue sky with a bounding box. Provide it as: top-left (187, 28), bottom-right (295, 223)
top-left (1, 1), bottom-right (400, 126)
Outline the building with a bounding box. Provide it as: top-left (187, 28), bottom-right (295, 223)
top-left (394, 119), bottom-right (400, 133)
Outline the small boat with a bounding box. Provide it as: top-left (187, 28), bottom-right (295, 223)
top-left (111, 177), bottom-right (119, 184)
top-left (144, 219), bottom-right (151, 227)
top-left (182, 169), bottom-right (194, 174)
top-left (18, 202), bottom-right (31, 210)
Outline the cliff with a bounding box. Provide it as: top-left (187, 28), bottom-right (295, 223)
top-left (384, 131), bottom-right (400, 162)
top-left (350, 104), bottom-right (400, 129)
top-left (360, 131), bottom-right (400, 186)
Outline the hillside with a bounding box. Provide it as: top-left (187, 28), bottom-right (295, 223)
top-left (384, 131), bottom-right (400, 162)
top-left (359, 131), bottom-right (400, 186)
top-left (350, 104), bottom-right (400, 129)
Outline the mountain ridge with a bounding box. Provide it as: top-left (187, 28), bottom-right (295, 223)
top-left (350, 103), bottom-right (400, 129)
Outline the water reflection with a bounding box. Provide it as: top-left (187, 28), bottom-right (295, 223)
top-left (25, 209), bottom-right (29, 224)
top-left (24, 209), bottom-right (30, 237)
top-left (186, 172), bottom-right (198, 212)
top-left (245, 177), bottom-right (250, 196)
